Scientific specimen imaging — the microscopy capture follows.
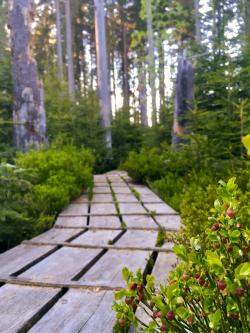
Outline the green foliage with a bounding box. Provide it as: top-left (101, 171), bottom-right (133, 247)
top-left (113, 179), bottom-right (250, 332)
top-left (0, 146), bottom-right (94, 252)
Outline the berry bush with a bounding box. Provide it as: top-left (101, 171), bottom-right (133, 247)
top-left (113, 178), bottom-right (250, 332)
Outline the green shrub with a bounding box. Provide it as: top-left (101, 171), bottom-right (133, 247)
top-left (0, 146), bottom-right (94, 252)
top-left (113, 179), bottom-right (250, 332)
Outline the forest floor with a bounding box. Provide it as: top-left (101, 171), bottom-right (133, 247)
top-left (0, 171), bottom-right (180, 332)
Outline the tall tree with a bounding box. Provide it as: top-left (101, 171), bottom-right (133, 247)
top-left (65, 0), bottom-right (75, 98)
top-left (146, 0), bottom-right (157, 125)
top-left (55, 0), bottom-right (64, 81)
top-left (9, 0), bottom-right (47, 151)
top-left (94, 0), bottom-right (112, 148)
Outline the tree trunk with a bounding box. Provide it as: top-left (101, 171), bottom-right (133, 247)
top-left (9, 0), bottom-right (47, 151)
top-left (65, 0), bottom-right (75, 99)
top-left (146, 0), bottom-right (157, 125)
top-left (138, 60), bottom-right (148, 126)
top-left (94, 0), bottom-right (112, 148)
top-left (121, 7), bottom-right (129, 112)
top-left (172, 51), bottom-right (194, 148)
top-left (55, 0), bottom-right (64, 81)
top-left (194, 0), bottom-right (201, 44)
top-left (158, 38), bottom-right (165, 107)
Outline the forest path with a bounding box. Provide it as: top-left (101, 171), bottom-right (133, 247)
top-left (0, 171), bottom-right (180, 333)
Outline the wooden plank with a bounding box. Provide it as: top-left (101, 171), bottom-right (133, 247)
top-left (60, 203), bottom-right (89, 216)
top-left (72, 229), bottom-right (122, 246)
top-left (92, 193), bottom-right (114, 203)
top-left (29, 290), bottom-right (116, 333)
top-left (115, 193), bottom-right (139, 203)
top-left (151, 251), bottom-right (178, 288)
top-left (144, 203), bottom-right (177, 215)
top-left (154, 215), bottom-right (181, 230)
top-left (112, 186), bottom-right (132, 194)
top-left (20, 247), bottom-right (101, 283)
top-left (0, 284), bottom-right (61, 333)
top-left (89, 215), bottom-right (121, 228)
top-left (0, 244), bottom-right (55, 276)
top-left (119, 203), bottom-right (147, 215)
top-left (122, 215), bottom-right (158, 229)
top-left (132, 185), bottom-right (153, 195)
top-left (55, 216), bottom-right (88, 228)
top-left (109, 182), bottom-right (128, 187)
top-left (72, 195), bottom-right (89, 204)
top-left (116, 230), bottom-right (158, 248)
top-left (93, 187), bottom-right (112, 194)
top-left (79, 249), bottom-right (151, 288)
top-left (90, 203), bottom-right (117, 215)
top-left (139, 193), bottom-right (164, 203)
top-left (32, 228), bottom-right (82, 243)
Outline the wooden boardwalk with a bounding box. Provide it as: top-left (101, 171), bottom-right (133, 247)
top-left (0, 171), bottom-right (180, 333)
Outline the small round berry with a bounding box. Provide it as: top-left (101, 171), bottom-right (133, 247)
top-left (226, 208), bottom-right (236, 218)
top-left (125, 296), bottom-right (133, 305)
top-left (166, 310), bottom-right (175, 321)
top-left (118, 318), bottom-right (126, 327)
top-left (211, 223), bottom-right (220, 231)
top-left (198, 276), bottom-right (205, 287)
top-left (187, 315), bottom-right (194, 325)
top-left (182, 272), bottom-right (189, 281)
top-left (130, 282), bottom-right (137, 290)
top-left (153, 311), bottom-right (161, 318)
top-left (235, 288), bottom-right (244, 297)
top-left (217, 280), bottom-right (227, 291)
top-left (160, 325), bottom-right (168, 331)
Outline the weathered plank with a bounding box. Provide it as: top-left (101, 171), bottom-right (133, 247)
top-left (72, 195), bottom-right (89, 204)
top-left (93, 187), bottom-right (112, 194)
top-left (90, 203), bottom-right (117, 215)
top-left (0, 244), bottom-right (55, 276)
top-left (20, 247), bottom-right (101, 283)
top-left (32, 228), bottom-right (82, 243)
top-left (0, 284), bottom-right (60, 333)
top-left (139, 193), bottom-right (164, 203)
top-left (144, 203), bottom-right (177, 215)
top-left (154, 215), bottom-right (181, 230)
top-left (60, 203), bottom-right (89, 216)
top-left (89, 215), bottom-right (121, 228)
top-left (116, 230), bottom-right (158, 248)
top-left (72, 229), bottom-right (122, 246)
top-left (119, 203), bottom-right (147, 215)
top-left (151, 251), bottom-right (178, 287)
top-left (132, 185), bottom-right (153, 195)
top-left (29, 290), bottom-right (116, 333)
top-left (55, 216), bottom-right (88, 228)
top-left (79, 249), bottom-right (151, 288)
top-left (112, 186), bottom-right (132, 194)
top-left (92, 193), bottom-right (114, 203)
top-left (115, 193), bottom-right (139, 203)
top-left (122, 215), bottom-right (158, 229)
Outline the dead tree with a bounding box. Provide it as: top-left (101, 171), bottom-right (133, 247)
top-left (172, 51), bottom-right (194, 147)
top-left (9, 0), bottom-right (47, 151)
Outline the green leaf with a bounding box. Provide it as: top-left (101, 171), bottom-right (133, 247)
top-left (173, 244), bottom-right (188, 261)
top-left (209, 309), bottom-right (222, 330)
top-left (122, 267), bottom-right (131, 283)
top-left (115, 289), bottom-right (127, 300)
top-left (235, 262), bottom-right (250, 279)
top-left (242, 134), bottom-right (250, 155)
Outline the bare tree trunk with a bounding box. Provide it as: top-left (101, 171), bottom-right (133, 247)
top-left (158, 39), bottom-right (165, 107)
top-left (172, 50), bottom-right (194, 148)
top-left (94, 0), bottom-right (112, 148)
top-left (138, 61), bottom-right (148, 126)
top-left (121, 7), bottom-right (129, 112)
top-left (65, 0), bottom-right (75, 99)
top-left (9, 0), bottom-right (47, 151)
top-left (146, 0), bottom-right (157, 125)
top-left (194, 0), bottom-right (201, 43)
top-left (55, 0), bottom-right (63, 81)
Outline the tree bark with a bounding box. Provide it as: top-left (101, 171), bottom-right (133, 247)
top-left (9, 0), bottom-right (47, 151)
top-left (158, 38), bottom-right (165, 107)
top-left (94, 0), bottom-right (112, 148)
top-left (64, 0), bottom-right (75, 99)
top-left (172, 51), bottom-right (194, 148)
top-left (138, 60), bottom-right (148, 126)
top-left (55, 0), bottom-right (64, 81)
top-left (194, 0), bottom-right (201, 44)
top-left (146, 0), bottom-right (157, 125)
